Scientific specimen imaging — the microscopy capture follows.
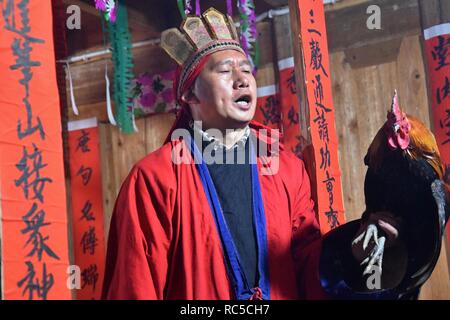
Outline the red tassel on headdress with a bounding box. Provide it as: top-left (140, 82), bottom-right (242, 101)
top-left (164, 54), bottom-right (213, 143)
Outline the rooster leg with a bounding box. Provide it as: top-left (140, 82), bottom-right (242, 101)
top-left (352, 224), bottom-right (379, 248)
top-left (362, 236), bottom-right (386, 276)
top-left (353, 224), bottom-right (385, 277)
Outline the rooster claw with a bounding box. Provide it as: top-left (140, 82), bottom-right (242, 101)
top-left (352, 224), bottom-right (385, 278)
top-left (363, 236), bottom-right (385, 276)
top-left (352, 224), bottom-right (379, 249)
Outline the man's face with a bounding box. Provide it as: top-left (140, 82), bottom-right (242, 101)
top-left (186, 49), bottom-right (257, 130)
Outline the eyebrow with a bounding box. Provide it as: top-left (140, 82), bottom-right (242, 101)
top-left (214, 59), bottom-right (252, 68)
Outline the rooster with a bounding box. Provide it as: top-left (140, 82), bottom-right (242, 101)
top-left (352, 90), bottom-right (449, 293)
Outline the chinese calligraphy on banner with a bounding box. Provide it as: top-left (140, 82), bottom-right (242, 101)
top-left (255, 85), bottom-right (281, 129)
top-left (278, 57), bottom-right (304, 158)
top-left (424, 23), bottom-right (450, 243)
top-left (0, 0), bottom-right (70, 299)
top-left (296, 0), bottom-right (345, 233)
top-left (68, 118), bottom-right (106, 299)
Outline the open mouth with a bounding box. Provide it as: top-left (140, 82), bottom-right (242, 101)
top-left (234, 94), bottom-right (252, 109)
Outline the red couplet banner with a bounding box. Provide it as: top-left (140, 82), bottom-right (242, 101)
top-left (423, 23), bottom-right (450, 243)
top-left (68, 118), bottom-right (106, 299)
top-left (254, 85), bottom-right (281, 130)
top-left (295, 0), bottom-right (345, 233)
top-left (0, 0), bottom-right (71, 299)
top-left (278, 57), bottom-right (304, 158)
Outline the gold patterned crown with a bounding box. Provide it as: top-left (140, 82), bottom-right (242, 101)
top-left (160, 8), bottom-right (244, 100)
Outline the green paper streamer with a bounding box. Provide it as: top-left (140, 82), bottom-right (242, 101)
top-left (106, 1), bottom-right (135, 134)
top-left (177, 0), bottom-right (186, 19)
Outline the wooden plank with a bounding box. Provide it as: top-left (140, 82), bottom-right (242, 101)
top-left (66, 45), bottom-right (176, 107)
top-left (98, 122), bottom-right (117, 242)
top-left (63, 0), bottom-right (159, 31)
top-left (145, 113), bottom-right (176, 154)
top-left (442, 0), bottom-right (450, 21)
top-left (265, 0), bottom-right (373, 12)
top-left (420, 246), bottom-right (450, 299)
top-left (111, 119), bottom-right (147, 194)
top-left (326, 0), bottom-right (421, 52)
top-left (256, 22), bottom-right (277, 88)
top-left (65, 0), bottom-right (167, 56)
top-left (63, 0), bottom-right (100, 17)
top-left (330, 51), bottom-right (365, 220)
top-left (262, 0), bottom-right (288, 7)
top-left (98, 113), bottom-right (174, 241)
top-left (99, 118), bottom-right (147, 241)
top-left (287, 0), bottom-right (311, 147)
top-left (418, 0), bottom-right (441, 29)
top-left (395, 36), bottom-right (430, 126)
top-left (68, 102), bottom-right (111, 122)
top-left (258, 21), bottom-right (276, 65)
top-left (273, 13), bottom-right (294, 61)
top-left (325, 0), bottom-right (371, 11)
top-left (343, 38), bottom-right (402, 68)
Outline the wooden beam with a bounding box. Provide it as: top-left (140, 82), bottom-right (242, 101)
top-left (419, 0), bottom-right (450, 28)
top-left (326, 0), bottom-right (421, 52)
top-left (66, 45), bottom-right (175, 108)
top-left (62, 0), bottom-right (157, 31)
top-left (63, 0), bottom-right (100, 17)
top-left (325, 0), bottom-right (371, 11)
top-left (287, 0), bottom-right (311, 147)
top-left (343, 37), bottom-right (402, 68)
top-left (262, 0), bottom-right (288, 7)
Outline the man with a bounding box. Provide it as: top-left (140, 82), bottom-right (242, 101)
top-left (101, 8), bottom-right (433, 300)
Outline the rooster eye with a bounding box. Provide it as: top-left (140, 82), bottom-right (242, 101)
top-left (393, 124), bottom-right (400, 133)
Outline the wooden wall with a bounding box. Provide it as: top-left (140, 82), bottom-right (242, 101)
top-left (98, 113), bottom-right (175, 239)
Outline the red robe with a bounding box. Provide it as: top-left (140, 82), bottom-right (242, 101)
top-left (102, 122), bottom-right (328, 299)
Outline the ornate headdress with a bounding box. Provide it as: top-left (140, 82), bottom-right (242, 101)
top-left (160, 8), bottom-right (244, 101)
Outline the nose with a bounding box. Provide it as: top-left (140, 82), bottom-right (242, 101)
top-left (233, 71), bottom-right (250, 89)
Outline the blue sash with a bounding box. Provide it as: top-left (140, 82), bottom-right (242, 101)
top-left (186, 135), bottom-right (270, 300)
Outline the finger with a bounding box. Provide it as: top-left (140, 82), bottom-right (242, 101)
top-left (370, 212), bottom-right (401, 226)
top-left (368, 212), bottom-right (400, 228)
top-left (378, 219), bottom-right (399, 241)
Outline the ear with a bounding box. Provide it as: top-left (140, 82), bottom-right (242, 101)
top-left (181, 88), bottom-right (200, 106)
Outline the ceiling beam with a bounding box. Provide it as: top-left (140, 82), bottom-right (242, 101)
top-left (62, 0), bottom-right (156, 31)
top-left (262, 0), bottom-right (288, 7)
top-left (326, 0), bottom-right (421, 52)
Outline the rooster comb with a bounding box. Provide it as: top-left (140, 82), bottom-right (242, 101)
top-left (386, 90), bottom-right (411, 150)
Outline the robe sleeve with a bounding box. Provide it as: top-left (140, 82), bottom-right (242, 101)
top-left (290, 159), bottom-right (329, 299)
top-left (101, 165), bottom-right (174, 300)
